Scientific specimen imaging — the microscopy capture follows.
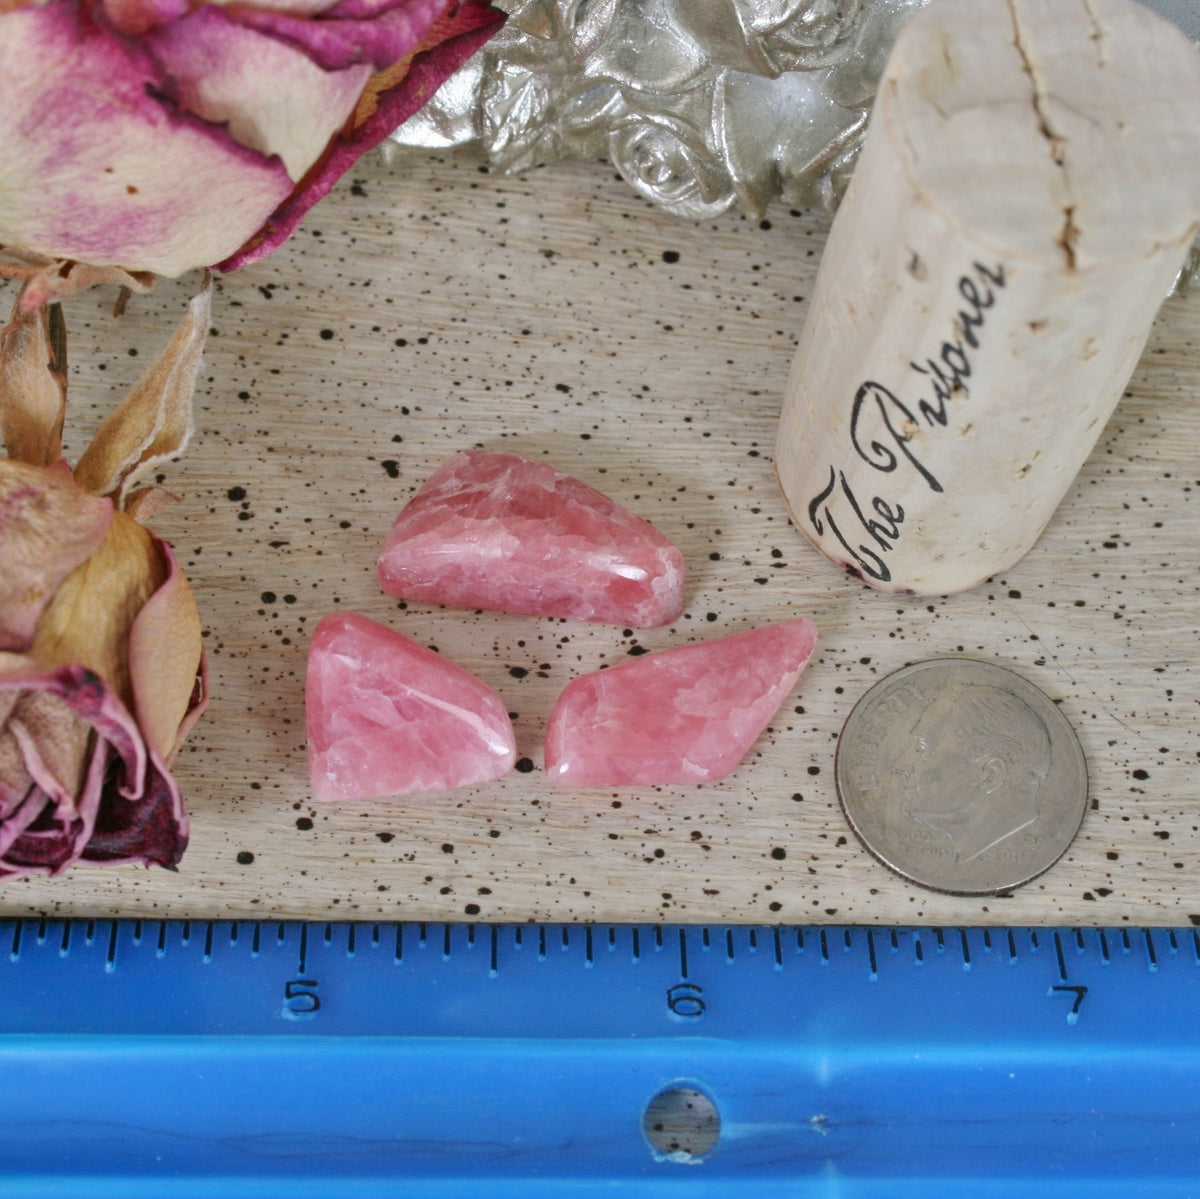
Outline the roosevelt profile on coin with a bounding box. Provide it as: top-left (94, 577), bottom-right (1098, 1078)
top-left (836, 658), bottom-right (1089, 894)
top-left (889, 683), bottom-right (1051, 866)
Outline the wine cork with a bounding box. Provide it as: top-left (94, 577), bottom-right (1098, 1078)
top-left (774, 0), bottom-right (1200, 595)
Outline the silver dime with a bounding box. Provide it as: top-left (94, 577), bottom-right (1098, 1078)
top-left (835, 658), bottom-right (1088, 895)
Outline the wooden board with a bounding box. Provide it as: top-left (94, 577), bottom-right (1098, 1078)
top-left (4, 148), bottom-right (1198, 927)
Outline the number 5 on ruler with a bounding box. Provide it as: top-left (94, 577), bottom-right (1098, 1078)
top-left (283, 978), bottom-right (321, 1020)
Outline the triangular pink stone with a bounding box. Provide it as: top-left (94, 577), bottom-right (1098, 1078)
top-left (544, 618), bottom-right (818, 787)
top-left (377, 451), bottom-right (685, 627)
top-left (305, 611), bottom-right (516, 801)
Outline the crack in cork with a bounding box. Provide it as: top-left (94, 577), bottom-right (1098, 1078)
top-left (1081, 0), bottom-right (1110, 68)
top-left (1007, 0), bottom-right (1079, 269)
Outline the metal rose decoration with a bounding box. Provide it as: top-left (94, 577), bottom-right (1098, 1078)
top-left (0, 282), bottom-right (211, 879)
top-left (0, 0), bottom-right (505, 306)
top-left (391, 0), bottom-right (928, 218)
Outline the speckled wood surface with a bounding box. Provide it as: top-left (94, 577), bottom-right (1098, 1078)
top-left (5, 148), bottom-right (1198, 927)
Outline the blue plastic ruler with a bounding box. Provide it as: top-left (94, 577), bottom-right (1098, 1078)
top-left (1, 919), bottom-right (1199, 1197)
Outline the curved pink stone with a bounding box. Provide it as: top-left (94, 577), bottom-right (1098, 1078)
top-left (305, 611), bottom-right (516, 801)
top-left (378, 451), bottom-right (686, 627)
top-left (544, 618), bottom-right (818, 787)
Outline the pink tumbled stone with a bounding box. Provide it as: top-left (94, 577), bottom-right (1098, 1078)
top-left (377, 450), bottom-right (685, 627)
top-left (544, 618), bottom-right (818, 787)
top-left (305, 611), bottom-right (516, 801)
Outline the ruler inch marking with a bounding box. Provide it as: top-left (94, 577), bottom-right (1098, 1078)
top-left (104, 919), bottom-right (118, 973)
top-left (1054, 930), bottom-right (1069, 982)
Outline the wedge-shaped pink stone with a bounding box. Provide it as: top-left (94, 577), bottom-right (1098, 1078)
top-left (305, 611), bottom-right (516, 801)
top-left (545, 619), bottom-right (818, 787)
top-left (378, 450), bottom-right (685, 627)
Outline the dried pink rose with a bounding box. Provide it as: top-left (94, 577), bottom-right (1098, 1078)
top-left (0, 0), bottom-right (504, 303)
top-left (0, 281), bottom-right (210, 879)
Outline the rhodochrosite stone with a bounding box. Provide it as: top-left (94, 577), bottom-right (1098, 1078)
top-left (305, 611), bottom-right (516, 801)
top-left (544, 618), bottom-right (818, 787)
top-left (378, 451), bottom-right (685, 626)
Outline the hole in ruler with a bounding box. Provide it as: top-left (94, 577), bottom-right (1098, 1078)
top-left (642, 1085), bottom-right (720, 1163)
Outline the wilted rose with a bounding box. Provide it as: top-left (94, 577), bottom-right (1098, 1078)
top-left (0, 282), bottom-right (210, 879)
top-left (0, 0), bottom-right (504, 304)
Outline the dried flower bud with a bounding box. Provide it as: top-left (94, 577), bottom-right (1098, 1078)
top-left (0, 280), bottom-right (210, 879)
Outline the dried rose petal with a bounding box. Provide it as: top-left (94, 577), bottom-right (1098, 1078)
top-left (0, 0), bottom-right (505, 283)
top-left (0, 2), bottom-right (295, 277)
top-left (0, 661), bottom-right (189, 876)
top-left (0, 460), bottom-right (113, 653)
top-left (219, 0), bottom-right (505, 269)
top-left (0, 299), bottom-right (66, 466)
